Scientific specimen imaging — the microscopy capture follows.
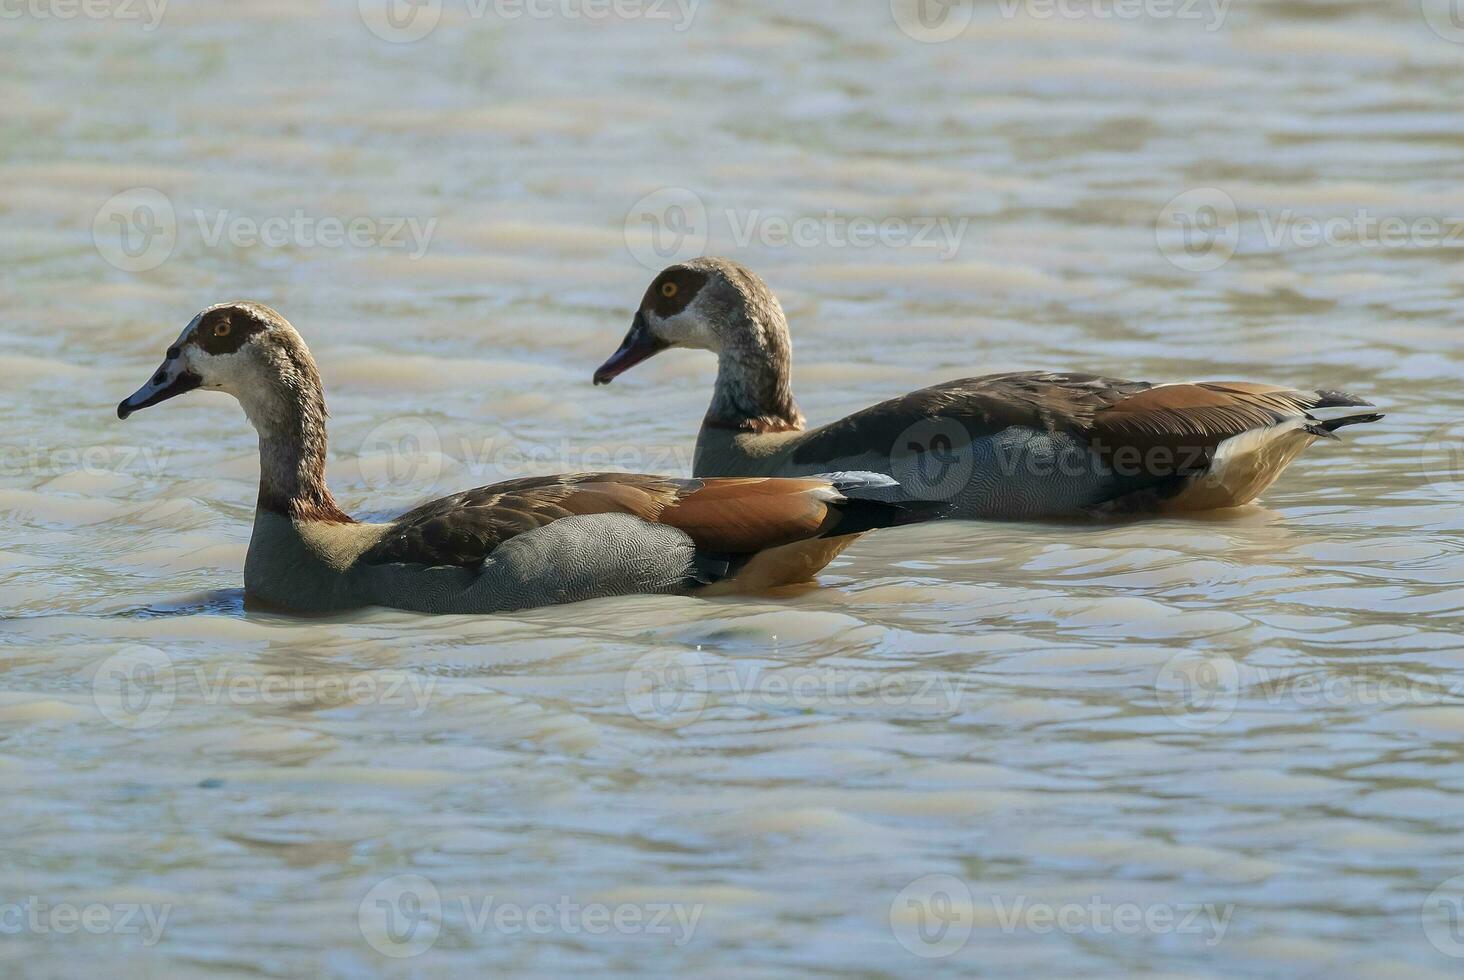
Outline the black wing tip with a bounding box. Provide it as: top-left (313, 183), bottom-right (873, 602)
top-left (686, 552), bottom-right (737, 588)
top-left (822, 497), bottom-right (949, 537)
top-left (1319, 412), bottom-right (1385, 434)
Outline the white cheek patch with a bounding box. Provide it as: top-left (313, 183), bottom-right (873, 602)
top-left (655, 292), bottom-right (718, 351)
top-left (189, 345), bottom-right (254, 391)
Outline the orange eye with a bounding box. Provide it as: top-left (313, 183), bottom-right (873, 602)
top-left (215, 321), bottom-right (231, 337)
top-left (661, 282), bottom-right (678, 299)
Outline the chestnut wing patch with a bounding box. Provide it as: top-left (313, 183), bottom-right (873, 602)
top-left (361, 473), bottom-right (689, 569)
top-left (657, 477), bottom-right (837, 552)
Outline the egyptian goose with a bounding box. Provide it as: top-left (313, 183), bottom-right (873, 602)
top-left (594, 258), bottom-right (1383, 518)
top-left (116, 302), bottom-right (936, 614)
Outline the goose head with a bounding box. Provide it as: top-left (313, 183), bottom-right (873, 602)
top-left (117, 302), bottom-right (320, 428)
top-left (593, 257), bottom-right (789, 385)
top-left (118, 302), bottom-right (347, 521)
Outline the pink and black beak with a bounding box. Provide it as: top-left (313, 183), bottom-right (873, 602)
top-left (117, 346), bottom-right (202, 419)
top-left (593, 311), bottom-right (670, 386)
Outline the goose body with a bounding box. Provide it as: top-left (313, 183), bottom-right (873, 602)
top-left (118, 303), bottom-right (933, 614)
top-left (594, 259), bottom-right (1383, 518)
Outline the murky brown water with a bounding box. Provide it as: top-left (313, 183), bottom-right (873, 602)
top-left (3, 0), bottom-right (1464, 975)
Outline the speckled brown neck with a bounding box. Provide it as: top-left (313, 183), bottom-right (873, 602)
top-left (703, 307), bottom-right (804, 434)
top-left (249, 340), bottom-right (354, 525)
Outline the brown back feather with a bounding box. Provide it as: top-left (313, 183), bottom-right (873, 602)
top-left (360, 472), bottom-right (844, 569)
top-left (1090, 383), bottom-right (1326, 475)
top-left (787, 372), bottom-right (1363, 482)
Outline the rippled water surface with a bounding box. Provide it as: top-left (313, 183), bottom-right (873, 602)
top-left (4, 1), bottom-right (1464, 975)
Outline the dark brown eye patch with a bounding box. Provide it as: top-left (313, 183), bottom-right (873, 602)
top-left (192, 307), bottom-right (265, 355)
top-left (644, 267), bottom-right (708, 318)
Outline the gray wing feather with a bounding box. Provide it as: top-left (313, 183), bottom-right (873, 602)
top-left (351, 514), bottom-right (698, 614)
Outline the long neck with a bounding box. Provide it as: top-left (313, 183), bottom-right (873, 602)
top-left (245, 350), bottom-right (353, 524)
top-left (704, 302), bottom-right (804, 435)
